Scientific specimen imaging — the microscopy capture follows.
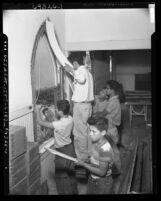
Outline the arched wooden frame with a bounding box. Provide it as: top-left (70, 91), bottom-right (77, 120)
top-left (31, 21), bottom-right (46, 141)
top-left (30, 20), bottom-right (63, 141)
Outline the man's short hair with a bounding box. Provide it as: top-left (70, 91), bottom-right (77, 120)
top-left (68, 51), bottom-right (86, 65)
top-left (87, 117), bottom-right (109, 132)
top-left (88, 116), bottom-right (114, 146)
top-left (56, 100), bottom-right (70, 115)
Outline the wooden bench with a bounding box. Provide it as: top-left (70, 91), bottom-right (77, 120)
top-left (125, 102), bottom-right (152, 127)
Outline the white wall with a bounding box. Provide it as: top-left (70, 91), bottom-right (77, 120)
top-left (115, 50), bottom-right (151, 91)
top-left (116, 66), bottom-right (151, 91)
top-left (65, 9), bottom-right (155, 50)
top-left (3, 10), bottom-right (65, 112)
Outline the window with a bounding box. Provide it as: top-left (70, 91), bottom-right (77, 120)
top-left (31, 21), bottom-right (63, 143)
top-left (135, 73), bottom-right (151, 91)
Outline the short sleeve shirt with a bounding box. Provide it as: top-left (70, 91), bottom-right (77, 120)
top-left (105, 96), bottom-right (121, 128)
top-left (52, 116), bottom-right (73, 148)
top-left (90, 140), bottom-right (113, 179)
top-left (72, 66), bottom-right (94, 102)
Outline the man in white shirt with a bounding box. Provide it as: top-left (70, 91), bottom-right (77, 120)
top-left (64, 52), bottom-right (94, 162)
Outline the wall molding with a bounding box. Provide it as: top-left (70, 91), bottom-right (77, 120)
top-left (65, 39), bottom-right (151, 51)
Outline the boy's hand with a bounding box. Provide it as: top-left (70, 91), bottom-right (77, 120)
top-left (75, 159), bottom-right (85, 167)
top-left (93, 114), bottom-right (99, 119)
top-left (84, 157), bottom-right (90, 163)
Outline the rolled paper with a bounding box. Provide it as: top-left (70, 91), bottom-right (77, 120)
top-left (45, 147), bottom-right (78, 162)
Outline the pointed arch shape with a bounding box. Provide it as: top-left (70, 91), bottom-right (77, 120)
top-left (30, 19), bottom-right (59, 141)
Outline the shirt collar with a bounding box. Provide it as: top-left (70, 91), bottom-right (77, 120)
top-left (96, 138), bottom-right (107, 148)
top-left (109, 95), bottom-right (118, 102)
top-left (78, 65), bottom-right (86, 70)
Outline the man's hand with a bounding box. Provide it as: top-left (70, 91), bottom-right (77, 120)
top-left (84, 157), bottom-right (90, 163)
top-left (75, 159), bottom-right (85, 167)
top-left (64, 64), bottom-right (74, 75)
top-left (93, 112), bottom-right (101, 119)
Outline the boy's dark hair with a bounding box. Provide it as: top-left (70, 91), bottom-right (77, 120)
top-left (88, 117), bottom-right (114, 147)
top-left (68, 51), bottom-right (86, 66)
top-left (88, 117), bottom-right (109, 132)
top-left (118, 83), bottom-right (126, 103)
top-left (106, 80), bottom-right (125, 103)
top-left (56, 100), bottom-right (70, 115)
top-left (42, 107), bottom-right (49, 115)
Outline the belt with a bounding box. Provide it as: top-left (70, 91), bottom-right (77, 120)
top-left (90, 176), bottom-right (100, 181)
top-left (73, 101), bottom-right (91, 103)
top-left (90, 174), bottom-right (112, 181)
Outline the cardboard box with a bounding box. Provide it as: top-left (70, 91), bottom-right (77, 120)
top-left (29, 166), bottom-right (41, 186)
top-left (27, 155), bottom-right (41, 176)
top-left (9, 153), bottom-right (26, 175)
top-left (9, 125), bottom-right (27, 159)
top-left (26, 141), bottom-right (39, 163)
top-left (9, 164), bottom-right (27, 187)
top-left (10, 176), bottom-right (28, 195)
top-left (28, 178), bottom-right (41, 195)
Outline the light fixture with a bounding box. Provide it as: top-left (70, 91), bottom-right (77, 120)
top-left (149, 4), bottom-right (155, 23)
top-left (109, 56), bottom-right (112, 73)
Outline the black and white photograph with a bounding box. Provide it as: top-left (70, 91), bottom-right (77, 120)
top-left (3, 2), bottom-right (156, 195)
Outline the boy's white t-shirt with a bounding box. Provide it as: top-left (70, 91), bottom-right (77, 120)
top-left (105, 95), bottom-right (121, 127)
top-left (52, 115), bottom-right (73, 148)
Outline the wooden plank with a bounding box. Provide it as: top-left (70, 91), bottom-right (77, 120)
top-left (130, 142), bottom-right (144, 192)
top-left (141, 139), bottom-right (152, 193)
top-left (125, 90), bottom-right (151, 94)
top-left (125, 102), bottom-right (151, 106)
top-left (149, 135), bottom-right (153, 192)
top-left (126, 137), bottom-right (138, 194)
top-left (45, 147), bottom-right (78, 162)
top-left (119, 137), bottom-right (138, 194)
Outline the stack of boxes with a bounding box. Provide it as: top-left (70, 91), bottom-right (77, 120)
top-left (9, 125), bottom-right (28, 195)
top-left (9, 125), bottom-right (48, 195)
top-left (26, 141), bottom-right (41, 195)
